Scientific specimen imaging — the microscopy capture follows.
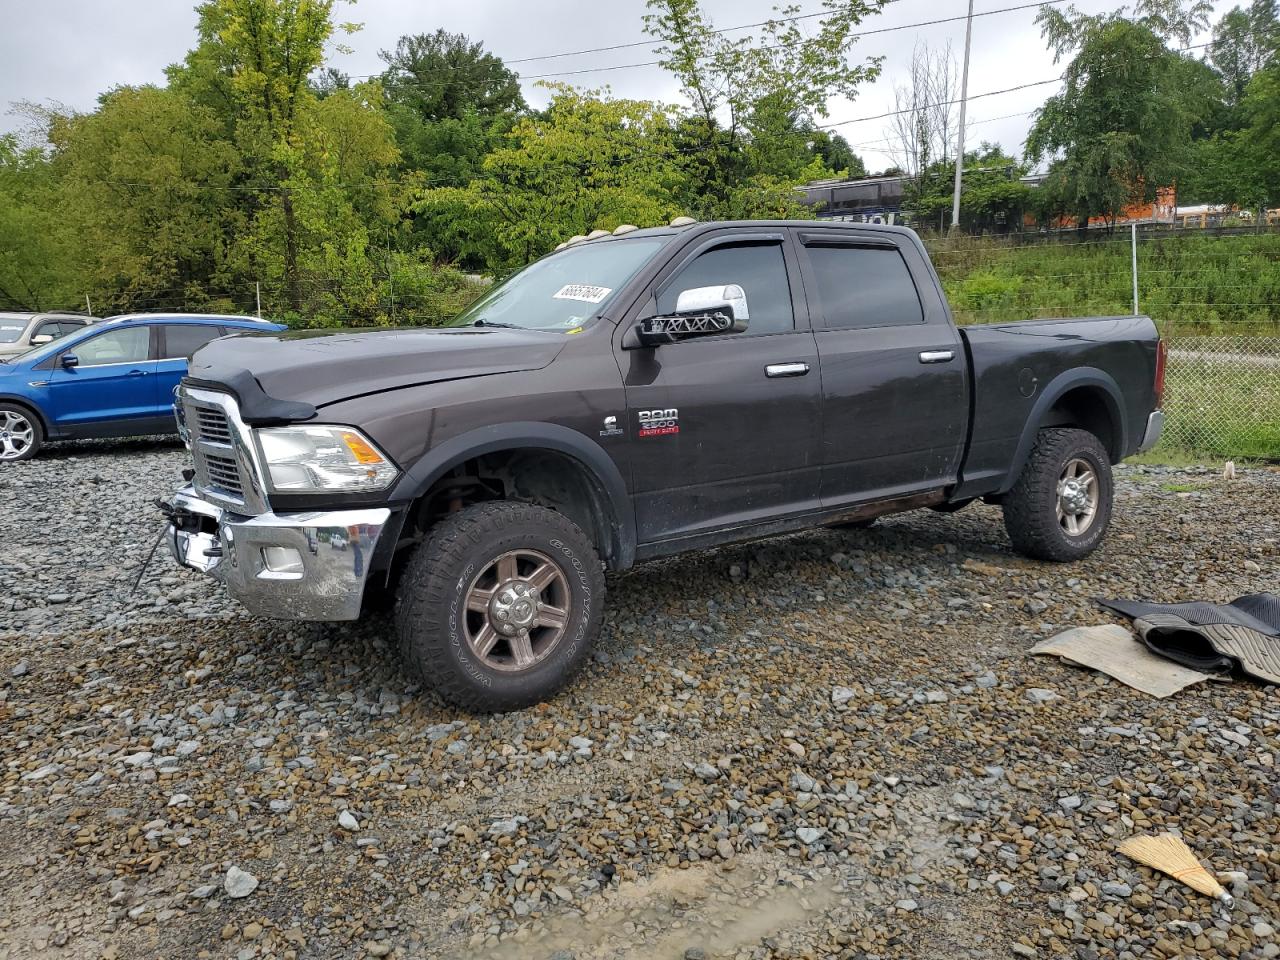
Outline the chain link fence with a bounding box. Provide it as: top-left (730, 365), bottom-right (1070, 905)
top-left (1162, 335), bottom-right (1280, 460)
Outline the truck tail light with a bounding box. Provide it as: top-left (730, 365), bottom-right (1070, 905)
top-left (1153, 338), bottom-right (1167, 410)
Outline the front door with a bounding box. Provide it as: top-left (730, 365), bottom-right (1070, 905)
top-left (47, 325), bottom-right (160, 434)
top-left (793, 230), bottom-right (969, 506)
top-left (618, 233), bottom-right (822, 544)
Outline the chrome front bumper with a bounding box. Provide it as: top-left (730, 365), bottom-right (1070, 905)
top-left (1137, 410), bottom-right (1165, 453)
top-left (167, 485), bottom-right (389, 621)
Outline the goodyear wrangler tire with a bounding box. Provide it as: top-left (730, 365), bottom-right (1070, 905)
top-left (1002, 427), bottom-right (1113, 562)
top-left (395, 501), bottom-right (604, 712)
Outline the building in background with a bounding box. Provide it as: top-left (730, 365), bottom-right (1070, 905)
top-left (799, 175), bottom-right (906, 224)
top-left (801, 173), bottom-right (1190, 232)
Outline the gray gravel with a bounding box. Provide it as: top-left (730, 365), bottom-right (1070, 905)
top-left (1, 438), bottom-right (1278, 959)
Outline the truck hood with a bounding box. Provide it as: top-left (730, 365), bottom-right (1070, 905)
top-left (188, 326), bottom-right (568, 409)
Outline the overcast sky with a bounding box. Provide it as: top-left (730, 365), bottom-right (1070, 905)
top-left (0, 0), bottom-right (1230, 172)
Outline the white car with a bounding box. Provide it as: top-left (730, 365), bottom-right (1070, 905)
top-left (0, 312), bottom-right (98, 360)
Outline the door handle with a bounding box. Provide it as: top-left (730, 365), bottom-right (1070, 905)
top-left (918, 350), bottom-right (955, 364)
top-left (765, 362), bottom-right (810, 378)
top-left (127, 369), bottom-right (149, 376)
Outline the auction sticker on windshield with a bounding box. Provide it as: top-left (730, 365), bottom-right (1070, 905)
top-left (553, 284), bottom-right (612, 304)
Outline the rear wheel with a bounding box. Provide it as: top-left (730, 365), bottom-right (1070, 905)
top-left (395, 501), bottom-right (604, 712)
top-left (1002, 427), bottom-right (1112, 562)
top-left (0, 404), bottom-right (41, 462)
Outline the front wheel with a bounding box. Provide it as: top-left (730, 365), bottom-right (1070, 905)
top-left (1002, 427), bottom-right (1113, 562)
top-left (395, 501), bottom-right (604, 712)
top-left (0, 404), bottom-right (42, 462)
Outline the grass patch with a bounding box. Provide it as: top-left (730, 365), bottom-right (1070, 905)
top-left (928, 231), bottom-right (1280, 333)
top-left (1126, 449), bottom-right (1213, 467)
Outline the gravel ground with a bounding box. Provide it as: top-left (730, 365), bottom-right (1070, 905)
top-left (1, 439), bottom-right (1278, 960)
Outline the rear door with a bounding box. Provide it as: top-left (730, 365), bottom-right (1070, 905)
top-left (618, 230), bottom-right (822, 544)
top-left (46, 324), bottom-right (160, 434)
top-left (156, 323), bottom-right (226, 416)
top-left (794, 229), bottom-right (968, 506)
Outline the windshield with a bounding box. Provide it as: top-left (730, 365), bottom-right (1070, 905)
top-left (449, 237), bottom-right (668, 332)
top-left (0, 319), bottom-right (28, 344)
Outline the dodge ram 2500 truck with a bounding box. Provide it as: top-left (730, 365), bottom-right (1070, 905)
top-left (163, 220), bottom-right (1165, 712)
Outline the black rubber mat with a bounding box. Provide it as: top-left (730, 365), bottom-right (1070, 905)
top-left (1097, 593), bottom-right (1280, 636)
top-left (1098, 594), bottom-right (1280, 685)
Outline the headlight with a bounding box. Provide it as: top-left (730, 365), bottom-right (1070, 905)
top-left (255, 425), bottom-right (399, 493)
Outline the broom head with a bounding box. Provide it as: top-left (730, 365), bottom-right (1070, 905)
top-left (1117, 834), bottom-right (1233, 904)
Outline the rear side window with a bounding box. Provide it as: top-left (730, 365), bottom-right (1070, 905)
top-left (805, 244), bottom-right (924, 330)
top-left (163, 324), bottom-right (223, 359)
top-left (658, 242), bottom-right (794, 337)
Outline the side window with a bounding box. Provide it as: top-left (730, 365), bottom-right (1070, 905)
top-left (657, 242), bottom-right (794, 337)
top-left (59, 321), bottom-right (87, 335)
top-left (33, 322), bottom-right (62, 340)
top-left (162, 324), bottom-right (223, 359)
top-left (72, 326), bottom-right (151, 366)
top-left (805, 244), bottom-right (924, 330)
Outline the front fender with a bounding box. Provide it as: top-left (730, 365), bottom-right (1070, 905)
top-left (997, 367), bottom-right (1127, 494)
top-left (391, 421), bottom-right (637, 570)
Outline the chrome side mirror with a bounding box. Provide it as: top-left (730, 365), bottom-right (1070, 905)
top-left (635, 284), bottom-right (751, 346)
top-left (30, 334), bottom-right (54, 346)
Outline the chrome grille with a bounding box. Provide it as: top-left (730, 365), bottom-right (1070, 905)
top-left (179, 386), bottom-right (268, 514)
top-left (194, 407), bottom-right (233, 444)
top-left (202, 452), bottom-right (244, 496)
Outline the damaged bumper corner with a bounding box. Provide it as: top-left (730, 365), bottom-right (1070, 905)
top-left (166, 485), bottom-right (389, 621)
top-left (1137, 410), bottom-right (1165, 453)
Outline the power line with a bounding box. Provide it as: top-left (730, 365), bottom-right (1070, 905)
top-left (354, 0), bottom-right (1070, 87)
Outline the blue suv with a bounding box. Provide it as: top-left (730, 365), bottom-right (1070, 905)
top-left (0, 313), bottom-right (286, 461)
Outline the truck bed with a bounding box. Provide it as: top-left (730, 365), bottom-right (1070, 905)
top-left (956, 314), bottom-right (1161, 499)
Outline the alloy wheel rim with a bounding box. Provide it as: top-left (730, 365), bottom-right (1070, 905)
top-left (1056, 457), bottom-right (1099, 536)
top-left (463, 549), bottom-right (571, 673)
top-left (0, 411), bottom-right (33, 461)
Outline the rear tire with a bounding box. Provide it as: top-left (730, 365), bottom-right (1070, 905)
top-left (395, 501), bottom-right (604, 712)
top-left (0, 403), bottom-right (42, 462)
top-left (1003, 427), bottom-right (1112, 562)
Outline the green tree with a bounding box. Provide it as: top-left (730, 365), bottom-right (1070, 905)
top-left (643, 0), bottom-right (884, 216)
top-left (187, 0), bottom-right (344, 311)
top-left (46, 86), bottom-right (244, 313)
top-left (0, 136), bottom-right (76, 311)
top-left (907, 145), bottom-right (1031, 234)
top-left (809, 131), bottom-right (867, 179)
top-left (1025, 1), bottom-right (1214, 230)
top-left (1210, 0), bottom-right (1279, 104)
top-left (380, 31), bottom-right (525, 185)
top-left (415, 85), bottom-right (689, 271)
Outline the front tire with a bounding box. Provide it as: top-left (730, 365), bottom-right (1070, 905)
top-left (1002, 427), bottom-right (1112, 562)
top-left (395, 502), bottom-right (604, 712)
top-left (0, 404), bottom-right (42, 462)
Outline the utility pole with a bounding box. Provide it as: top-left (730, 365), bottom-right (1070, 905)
top-left (255, 281), bottom-right (262, 318)
top-left (387, 232), bottom-right (395, 323)
top-left (85, 294), bottom-right (92, 315)
top-left (950, 0), bottom-right (975, 233)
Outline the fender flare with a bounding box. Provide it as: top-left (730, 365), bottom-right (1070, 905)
top-left (998, 367), bottom-right (1127, 494)
top-left (390, 421), bottom-right (637, 569)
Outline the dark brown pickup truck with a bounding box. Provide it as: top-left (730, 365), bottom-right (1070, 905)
top-left (163, 220), bottom-right (1166, 711)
